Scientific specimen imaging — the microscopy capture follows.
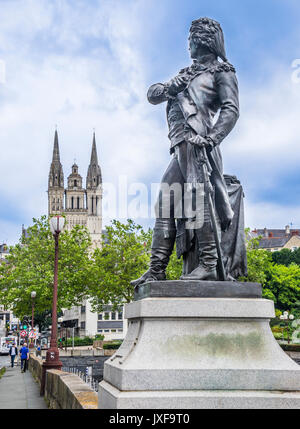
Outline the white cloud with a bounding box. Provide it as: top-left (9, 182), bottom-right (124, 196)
top-left (221, 66), bottom-right (300, 229)
top-left (223, 66), bottom-right (300, 188)
top-left (244, 200), bottom-right (300, 230)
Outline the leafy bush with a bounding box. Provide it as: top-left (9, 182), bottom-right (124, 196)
top-left (60, 335), bottom-right (105, 347)
top-left (103, 341), bottom-right (123, 350)
top-left (0, 367), bottom-right (6, 379)
top-left (280, 344), bottom-right (300, 352)
top-left (94, 334), bottom-right (104, 340)
top-left (64, 336), bottom-right (94, 347)
top-left (273, 332), bottom-right (284, 340)
top-left (271, 326), bottom-right (283, 333)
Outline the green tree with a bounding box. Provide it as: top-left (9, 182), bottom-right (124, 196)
top-left (272, 247), bottom-right (300, 266)
top-left (271, 248), bottom-right (293, 266)
top-left (264, 263), bottom-right (300, 311)
top-left (239, 229), bottom-right (273, 285)
top-left (166, 246), bottom-right (183, 280)
top-left (88, 219), bottom-right (184, 311)
top-left (88, 219), bottom-right (152, 311)
top-left (0, 215), bottom-right (93, 320)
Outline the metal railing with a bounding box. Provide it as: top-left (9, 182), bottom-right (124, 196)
top-left (62, 366), bottom-right (101, 392)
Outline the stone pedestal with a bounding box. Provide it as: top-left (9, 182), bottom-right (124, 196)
top-left (98, 281), bottom-right (300, 409)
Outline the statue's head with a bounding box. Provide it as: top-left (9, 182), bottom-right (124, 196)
top-left (189, 17), bottom-right (227, 61)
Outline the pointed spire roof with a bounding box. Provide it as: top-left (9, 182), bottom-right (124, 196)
top-left (48, 129), bottom-right (64, 189)
top-left (90, 132), bottom-right (98, 165)
top-left (52, 129), bottom-right (60, 162)
top-left (86, 132), bottom-right (102, 189)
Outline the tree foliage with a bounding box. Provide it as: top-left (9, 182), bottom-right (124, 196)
top-left (88, 219), bottom-right (152, 311)
top-left (271, 247), bottom-right (300, 266)
top-left (166, 247), bottom-right (183, 280)
top-left (239, 229), bottom-right (273, 285)
top-left (88, 219), bottom-right (183, 311)
top-left (264, 263), bottom-right (300, 311)
top-left (0, 216), bottom-right (92, 319)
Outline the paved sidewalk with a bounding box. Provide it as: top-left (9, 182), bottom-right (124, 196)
top-left (0, 364), bottom-right (47, 409)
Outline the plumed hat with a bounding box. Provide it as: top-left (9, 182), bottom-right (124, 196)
top-left (190, 17), bottom-right (227, 62)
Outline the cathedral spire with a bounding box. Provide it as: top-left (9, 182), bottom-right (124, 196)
top-left (52, 129), bottom-right (60, 163)
top-left (86, 132), bottom-right (102, 189)
top-left (48, 129), bottom-right (64, 189)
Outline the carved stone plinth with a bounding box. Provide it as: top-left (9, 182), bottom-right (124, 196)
top-left (98, 281), bottom-right (300, 409)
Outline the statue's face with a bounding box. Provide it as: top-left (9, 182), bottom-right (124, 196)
top-left (189, 24), bottom-right (212, 58)
top-left (189, 35), bottom-right (207, 58)
top-left (188, 36), bottom-right (199, 59)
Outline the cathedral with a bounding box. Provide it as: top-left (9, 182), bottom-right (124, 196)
top-left (48, 130), bottom-right (102, 248)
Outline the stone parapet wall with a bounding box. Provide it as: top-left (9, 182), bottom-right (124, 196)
top-left (45, 370), bottom-right (98, 409)
top-left (28, 355), bottom-right (43, 386)
top-left (28, 355), bottom-right (98, 409)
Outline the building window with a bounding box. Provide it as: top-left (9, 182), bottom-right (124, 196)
top-left (71, 197), bottom-right (74, 209)
top-left (74, 179), bottom-right (77, 187)
top-left (118, 312), bottom-right (123, 320)
top-left (80, 321), bottom-right (85, 329)
top-left (111, 329), bottom-right (116, 333)
top-left (111, 312), bottom-right (116, 320)
top-left (81, 306), bottom-right (86, 314)
top-left (98, 329), bottom-right (103, 333)
top-left (118, 329), bottom-right (123, 332)
top-left (104, 329), bottom-right (109, 333)
top-left (104, 312), bottom-right (110, 320)
top-left (77, 197), bottom-right (80, 209)
top-left (98, 314), bottom-right (103, 320)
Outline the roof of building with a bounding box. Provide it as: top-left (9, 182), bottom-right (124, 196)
top-left (251, 226), bottom-right (300, 249)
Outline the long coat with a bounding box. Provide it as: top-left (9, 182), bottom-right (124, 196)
top-left (147, 59), bottom-right (239, 231)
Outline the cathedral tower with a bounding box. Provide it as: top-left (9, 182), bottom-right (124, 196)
top-left (86, 132), bottom-right (102, 248)
top-left (65, 163), bottom-right (88, 232)
top-left (48, 130), bottom-right (64, 215)
top-left (47, 130), bottom-right (102, 249)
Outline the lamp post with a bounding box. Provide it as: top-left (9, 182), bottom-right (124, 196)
top-left (29, 291), bottom-right (36, 349)
top-left (40, 215), bottom-right (65, 396)
top-left (280, 311), bottom-right (294, 344)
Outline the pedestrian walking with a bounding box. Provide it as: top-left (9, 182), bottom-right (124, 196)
top-left (20, 342), bottom-right (29, 373)
top-left (9, 343), bottom-right (18, 368)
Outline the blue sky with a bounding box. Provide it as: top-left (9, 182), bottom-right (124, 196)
top-left (1, 0), bottom-right (300, 244)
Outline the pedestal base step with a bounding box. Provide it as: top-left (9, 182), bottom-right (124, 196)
top-left (99, 381), bottom-right (300, 409)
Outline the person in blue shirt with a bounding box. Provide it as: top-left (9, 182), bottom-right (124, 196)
top-left (20, 342), bottom-right (29, 373)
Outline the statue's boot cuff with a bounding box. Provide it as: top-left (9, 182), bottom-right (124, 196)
top-left (131, 223), bottom-right (176, 288)
top-left (181, 225), bottom-right (219, 281)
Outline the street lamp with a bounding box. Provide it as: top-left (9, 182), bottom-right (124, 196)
top-left (29, 291), bottom-right (36, 349)
top-left (280, 311), bottom-right (294, 344)
top-left (40, 215), bottom-right (65, 395)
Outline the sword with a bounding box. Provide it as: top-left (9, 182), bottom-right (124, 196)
top-left (193, 143), bottom-right (227, 281)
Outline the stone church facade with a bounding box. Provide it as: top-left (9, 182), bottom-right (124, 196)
top-left (48, 130), bottom-right (102, 248)
top-left (47, 131), bottom-right (126, 340)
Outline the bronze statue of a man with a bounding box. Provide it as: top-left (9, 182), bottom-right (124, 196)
top-left (132, 17), bottom-right (245, 287)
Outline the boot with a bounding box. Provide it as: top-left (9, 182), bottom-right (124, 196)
top-left (131, 219), bottom-right (176, 289)
top-left (181, 223), bottom-right (219, 281)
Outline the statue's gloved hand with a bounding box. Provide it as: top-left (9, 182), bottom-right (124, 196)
top-left (165, 75), bottom-right (188, 96)
top-left (188, 135), bottom-right (215, 151)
